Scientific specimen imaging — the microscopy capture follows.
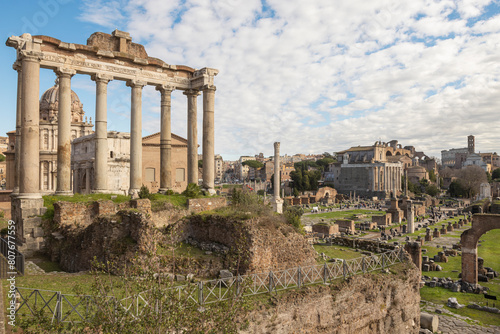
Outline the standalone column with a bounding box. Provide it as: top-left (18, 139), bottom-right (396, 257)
top-left (157, 85), bottom-right (174, 192)
top-left (91, 74), bottom-right (112, 193)
top-left (127, 80), bottom-right (146, 198)
top-left (273, 142), bottom-right (283, 213)
top-left (55, 68), bottom-right (76, 195)
top-left (184, 89), bottom-right (200, 185)
top-left (202, 85), bottom-right (216, 194)
top-left (12, 63), bottom-right (22, 195)
top-left (19, 53), bottom-right (42, 198)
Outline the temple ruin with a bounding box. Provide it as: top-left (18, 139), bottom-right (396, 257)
top-left (6, 30), bottom-right (218, 254)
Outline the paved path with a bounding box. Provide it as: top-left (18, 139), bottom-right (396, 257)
top-left (438, 314), bottom-right (500, 334)
top-left (422, 301), bottom-right (500, 334)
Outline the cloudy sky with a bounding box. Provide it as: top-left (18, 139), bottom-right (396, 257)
top-left (1, 0), bottom-right (500, 160)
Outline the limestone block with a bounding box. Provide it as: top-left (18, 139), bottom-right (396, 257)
top-left (420, 312), bottom-right (438, 332)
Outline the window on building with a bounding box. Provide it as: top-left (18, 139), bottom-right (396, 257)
top-left (145, 168), bottom-right (155, 182)
top-left (176, 168), bottom-right (185, 182)
top-left (110, 151), bottom-right (114, 158)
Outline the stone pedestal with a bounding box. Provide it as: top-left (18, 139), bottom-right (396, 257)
top-left (11, 197), bottom-right (46, 256)
top-left (447, 222), bottom-right (454, 232)
top-left (273, 197), bottom-right (283, 214)
top-left (433, 228), bottom-right (440, 238)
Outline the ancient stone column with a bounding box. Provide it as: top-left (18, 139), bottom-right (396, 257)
top-left (19, 52), bottom-right (42, 198)
top-left (127, 80), bottom-right (146, 198)
top-left (157, 85), bottom-right (174, 193)
top-left (91, 74), bottom-right (112, 193)
top-left (407, 200), bottom-right (415, 233)
top-left (184, 89), bottom-right (200, 185)
top-left (202, 85), bottom-right (216, 194)
top-left (273, 142), bottom-right (283, 213)
top-left (12, 63), bottom-right (22, 195)
top-left (404, 169), bottom-right (408, 196)
top-left (55, 68), bottom-right (76, 195)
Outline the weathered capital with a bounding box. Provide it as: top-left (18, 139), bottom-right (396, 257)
top-left (12, 62), bottom-right (22, 71)
top-left (19, 50), bottom-right (43, 63)
top-left (91, 73), bottom-right (113, 83)
top-left (202, 84), bottom-right (216, 92)
top-left (54, 67), bottom-right (76, 78)
top-left (156, 84), bottom-right (175, 93)
top-left (274, 142), bottom-right (280, 151)
top-left (126, 79), bottom-right (147, 88)
top-left (183, 89), bottom-right (200, 97)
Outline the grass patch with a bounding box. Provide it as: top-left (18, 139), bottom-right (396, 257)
top-left (308, 209), bottom-right (385, 220)
top-left (149, 193), bottom-right (189, 211)
top-left (42, 193), bottom-right (130, 220)
top-left (313, 244), bottom-right (366, 263)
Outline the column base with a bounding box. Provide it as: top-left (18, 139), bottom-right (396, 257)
top-left (129, 188), bottom-right (139, 199)
top-left (273, 197), bottom-right (284, 214)
top-left (204, 188), bottom-right (216, 196)
top-left (55, 190), bottom-right (73, 196)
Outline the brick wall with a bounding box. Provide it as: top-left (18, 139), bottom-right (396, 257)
top-left (187, 197), bottom-right (226, 213)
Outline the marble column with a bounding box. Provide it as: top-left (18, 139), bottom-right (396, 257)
top-left (273, 142), bottom-right (283, 213)
top-left (91, 74), bottom-right (112, 193)
top-left (127, 80), bottom-right (146, 198)
top-left (19, 53), bottom-right (42, 198)
top-left (184, 89), bottom-right (200, 185)
top-left (55, 68), bottom-right (75, 195)
top-left (202, 85), bottom-right (216, 194)
top-left (157, 85), bottom-right (174, 193)
top-left (12, 63), bottom-right (22, 195)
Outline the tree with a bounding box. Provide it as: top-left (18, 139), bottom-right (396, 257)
top-left (241, 160), bottom-right (264, 169)
top-left (0, 154), bottom-right (5, 162)
top-left (198, 159), bottom-right (203, 168)
top-left (457, 165), bottom-right (487, 198)
top-left (428, 169), bottom-right (437, 183)
top-left (425, 184), bottom-right (439, 197)
top-left (315, 157), bottom-right (336, 171)
top-left (449, 180), bottom-right (467, 197)
top-left (492, 168), bottom-right (500, 180)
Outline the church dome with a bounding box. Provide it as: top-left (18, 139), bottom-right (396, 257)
top-left (39, 80), bottom-right (85, 123)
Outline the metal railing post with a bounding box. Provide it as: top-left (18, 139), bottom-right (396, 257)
top-left (323, 263), bottom-right (328, 284)
top-left (362, 257), bottom-right (366, 273)
top-left (236, 275), bottom-right (241, 296)
top-left (268, 271), bottom-right (274, 293)
top-left (56, 292), bottom-right (63, 322)
top-left (198, 281), bottom-right (204, 306)
top-left (382, 253), bottom-right (386, 269)
top-left (297, 267), bottom-right (302, 289)
top-left (343, 260), bottom-right (347, 279)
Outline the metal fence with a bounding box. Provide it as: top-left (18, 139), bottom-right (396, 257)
top-left (0, 237), bottom-right (25, 277)
top-left (14, 248), bottom-right (407, 323)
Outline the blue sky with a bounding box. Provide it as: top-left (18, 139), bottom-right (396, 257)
top-left (2, 0), bottom-right (500, 161)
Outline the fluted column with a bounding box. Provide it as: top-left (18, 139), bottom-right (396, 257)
top-left (91, 74), bottom-right (112, 193)
top-left (184, 89), bottom-right (200, 185)
top-left (157, 85), bottom-right (174, 192)
top-left (127, 80), bottom-right (146, 198)
top-left (202, 85), bottom-right (216, 193)
top-left (12, 63), bottom-right (22, 195)
top-left (55, 68), bottom-right (75, 195)
top-left (19, 53), bottom-right (42, 198)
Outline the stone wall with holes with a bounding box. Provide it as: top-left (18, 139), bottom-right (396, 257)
top-left (53, 199), bottom-right (152, 229)
top-left (241, 260), bottom-right (421, 334)
top-left (187, 197), bottom-right (226, 213)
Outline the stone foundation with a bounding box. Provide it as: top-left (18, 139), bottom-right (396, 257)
top-left (241, 262), bottom-right (421, 334)
top-left (11, 197), bottom-right (46, 256)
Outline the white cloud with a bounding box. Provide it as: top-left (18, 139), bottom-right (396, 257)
top-left (77, 0), bottom-right (500, 159)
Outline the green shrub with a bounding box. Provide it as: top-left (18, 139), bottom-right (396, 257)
top-left (138, 185), bottom-right (152, 199)
top-left (182, 183), bottom-right (201, 198)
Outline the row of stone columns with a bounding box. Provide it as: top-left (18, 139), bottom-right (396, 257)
top-left (13, 54), bottom-right (216, 198)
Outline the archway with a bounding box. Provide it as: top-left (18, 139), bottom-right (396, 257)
top-left (386, 151), bottom-right (393, 157)
top-left (461, 214), bottom-right (500, 285)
